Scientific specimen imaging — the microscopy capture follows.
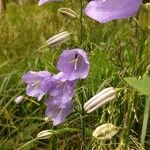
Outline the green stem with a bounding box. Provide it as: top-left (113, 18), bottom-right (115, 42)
top-left (124, 98), bottom-right (133, 150)
top-left (80, 0), bottom-right (83, 45)
top-left (79, 1), bottom-right (85, 149)
top-left (141, 96), bottom-right (150, 147)
top-left (17, 138), bottom-right (37, 150)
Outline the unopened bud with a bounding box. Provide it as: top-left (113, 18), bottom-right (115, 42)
top-left (138, 3), bottom-right (150, 30)
top-left (92, 123), bottom-right (119, 140)
top-left (58, 7), bottom-right (77, 19)
top-left (44, 117), bottom-right (50, 122)
top-left (84, 87), bottom-right (116, 113)
top-left (14, 95), bottom-right (23, 104)
top-left (37, 130), bottom-right (53, 139)
top-left (46, 31), bottom-right (70, 47)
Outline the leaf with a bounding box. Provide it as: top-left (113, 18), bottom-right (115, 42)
top-left (124, 77), bottom-right (150, 96)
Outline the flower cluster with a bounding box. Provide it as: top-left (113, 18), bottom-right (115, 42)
top-left (22, 49), bottom-right (89, 126)
top-left (38, 0), bottom-right (142, 23)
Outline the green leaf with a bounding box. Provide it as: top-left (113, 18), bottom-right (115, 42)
top-left (124, 77), bottom-right (150, 96)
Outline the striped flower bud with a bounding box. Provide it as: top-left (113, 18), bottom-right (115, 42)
top-left (58, 7), bottom-right (77, 19)
top-left (92, 123), bottom-right (119, 140)
top-left (84, 87), bottom-right (116, 113)
top-left (14, 95), bottom-right (24, 104)
top-left (46, 31), bottom-right (70, 47)
top-left (37, 130), bottom-right (53, 139)
top-left (138, 3), bottom-right (150, 30)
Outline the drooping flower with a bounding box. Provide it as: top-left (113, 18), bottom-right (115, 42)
top-left (38, 0), bottom-right (62, 5)
top-left (45, 98), bottom-right (73, 126)
top-left (84, 87), bottom-right (116, 113)
top-left (41, 72), bottom-right (77, 103)
top-left (22, 71), bottom-right (51, 101)
top-left (84, 0), bottom-right (142, 23)
top-left (57, 49), bottom-right (90, 81)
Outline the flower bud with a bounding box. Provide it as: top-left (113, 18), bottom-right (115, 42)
top-left (46, 31), bottom-right (70, 47)
top-left (37, 130), bottom-right (53, 139)
top-left (58, 7), bottom-right (77, 19)
top-left (14, 95), bottom-right (23, 104)
top-left (138, 3), bottom-right (150, 30)
top-left (92, 123), bottom-right (119, 140)
top-left (84, 87), bottom-right (116, 113)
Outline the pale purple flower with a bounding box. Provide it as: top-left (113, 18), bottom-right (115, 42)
top-left (45, 98), bottom-right (73, 126)
top-left (84, 0), bottom-right (142, 23)
top-left (22, 71), bottom-right (51, 101)
top-left (41, 72), bottom-right (77, 104)
top-left (38, 0), bottom-right (62, 5)
top-left (57, 49), bottom-right (90, 81)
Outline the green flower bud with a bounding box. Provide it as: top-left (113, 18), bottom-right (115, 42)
top-left (92, 123), bottom-right (119, 140)
top-left (46, 31), bottom-right (70, 47)
top-left (58, 8), bottom-right (77, 19)
top-left (84, 87), bottom-right (116, 113)
top-left (37, 130), bottom-right (53, 140)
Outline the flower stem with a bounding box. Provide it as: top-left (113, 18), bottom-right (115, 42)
top-left (17, 138), bottom-right (37, 150)
top-left (79, 1), bottom-right (85, 149)
top-left (80, 0), bottom-right (83, 46)
top-left (141, 96), bottom-right (150, 147)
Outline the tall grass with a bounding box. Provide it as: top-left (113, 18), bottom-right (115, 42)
top-left (0, 1), bottom-right (150, 150)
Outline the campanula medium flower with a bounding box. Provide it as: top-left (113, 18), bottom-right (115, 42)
top-left (57, 49), bottom-right (90, 81)
top-left (22, 71), bottom-right (51, 101)
top-left (41, 72), bottom-right (77, 103)
top-left (84, 0), bottom-right (142, 23)
top-left (45, 98), bottom-right (73, 126)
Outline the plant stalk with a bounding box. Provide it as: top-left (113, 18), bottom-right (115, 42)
top-left (79, 0), bottom-right (85, 149)
top-left (141, 96), bottom-right (150, 147)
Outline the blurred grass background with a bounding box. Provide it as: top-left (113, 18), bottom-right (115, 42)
top-left (0, 0), bottom-right (150, 149)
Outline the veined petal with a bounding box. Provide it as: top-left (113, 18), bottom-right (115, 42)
top-left (84, 0), bottom-right (142, 23)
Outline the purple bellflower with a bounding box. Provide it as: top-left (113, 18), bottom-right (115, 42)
top-left (38, 0), bottom-right (62, 5)
top-left (57, 49), bottom-right (90, 81)
top-left (45, 98), bottom-right (73, 126)
top-left (84, 0), bottom-right (142, 23)
top-left (22, 71), bottom-right (51, 101)
top-left (41, 72), bottom-right (77, 125)
top-left (41, 72), bottom-right (77, 105)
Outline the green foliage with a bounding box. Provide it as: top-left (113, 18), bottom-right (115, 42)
top-left (125, 77), bottom-right (150, 96)
top-left (0, 1), bottom-right (150, 150)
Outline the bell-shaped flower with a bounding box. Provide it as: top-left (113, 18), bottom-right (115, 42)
top-left (45, 98), bottom-right (73, 126)
top-left (38, 0), bottom-right (62, 5)
top-left (22, 71), bottom-right (51, 101)
top-left (84, 0), bottom-right (142, 23)
top-left (57, 49), bottom-right (90, 81)
top-left (41, 72), bottom-right (77, 103)
top-left (84, 87), bottom-right (116, 113)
